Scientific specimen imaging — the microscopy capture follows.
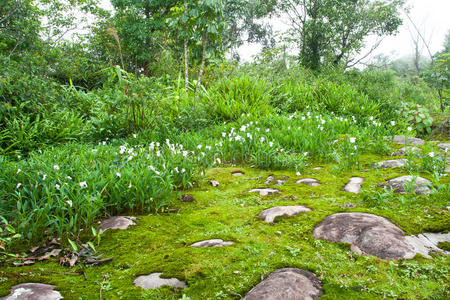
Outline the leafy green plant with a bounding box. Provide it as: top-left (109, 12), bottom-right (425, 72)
top-left (400, 102), bottom-right (434, 134)
top-left (0, 216), bottom-right (22, 262)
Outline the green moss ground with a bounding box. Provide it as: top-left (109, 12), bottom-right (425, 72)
top-left (1, 150), bottom-right (449, 299)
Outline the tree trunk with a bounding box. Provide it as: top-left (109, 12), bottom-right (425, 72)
top-left (197, 31), bottom-right (208, 92)
top-left (184, 37), bottom-right (189, 94)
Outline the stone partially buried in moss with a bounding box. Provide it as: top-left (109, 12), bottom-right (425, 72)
top-left (0, 283), bottom-right (62, 300)
top-left (190, 239), bottom-right (234, 248)
top-left (258, 206), bottom-right (311, 223)
top-left (232, 171), bottom-right (245, 176)
top-left (242, 268), bottom-right (323, 300)
top-left (313, 212), bottom-right (416, 260)
top-left (405, 232), bottom-right (450, 258)
top-left (392, 135), bottom-right (425, 146)
top-left (98, 216), bottom-right (136, 231)
top-left (393, 146), bottom-right (422, 156)
top-left (381, 175), bottom-right (432, 195)
top-left (296, 178), bottom-right (321, 186)
top-left (134, 273), bottom-right (186, 290)
top-left (373, 159), bottom-right (407, 169)
top-left (248, 188), bottom-right (280, 196)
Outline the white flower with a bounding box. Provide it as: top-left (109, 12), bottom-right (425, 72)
top-left (206, 145), bottom-right (212, 150)
top-left (216, 158), bottom-right (221, 164)
top-left (17, 155), bottom-right (21, 159)
top-left (133, 134), bottom-right (137, 139)
top-left (222, 132), bottom-right (226, 137)
top-left (369, 116), bottom-right (374, 121)
top-left (269, 142), bottom-right (274, 147)
top-left (240, 125), bottom-right (246, 132)
top-left (349, 137), bottom-right (356, 143)
top-left (407, 126), bottom-right (413, 131)
top-left (296, 172), bottom-right (301, 176)
top-left (428, 152), bottom-right (435, 158)
top-left (16, 183), bottom-right (22, 189)
top-left (197, 144), bottom-right (202, 149)
top-left (181, 168), bottom-right (186, 173)
top-left (102, 141), bottom-right (106, 145)
top-left (128, 182), bottom-right (132, 188)
top-left (66, 176), bottom-right (72, 180)
top-left (127, 156), bottom-right (133, 162)
top-left (79, 181), bottom-right (87, 188)
top-left (354, 145), bottom-right (357, 150)
top-left (17, 169), bottom-right (21, 174)
top-left (55, 184), bottom-right (60, 190)
top-left (42, 174), bottom-right (47, 181)
top-left (53, 165), bottom-right (59, 170)
top-left (116, 172), bottom-right (121, 178)
top-left (390, 121), bottom-right (396, 126)
top-left (92, 149), bottom-right (98, 153)
top-left (174, 167), bottom-right (179, 173)
top-left (265, 128), bottom-right (270, 133)
top-left (246, 133), bottom-right (252, 139)
top-left (182, 151), bottom-right (188, 157)
top-left (66, 200), bottom-right (73, 207)
top-left (156, 142), bottom-right (160, 147)
top-left (321, 119), bottom-right (325, 125)
top-left (303, 152), bottom-right (308, 156)
top-left (260, 137), bottom-right (265, 142)
top-left (156, 151), bottom-right (161, 157)
top-left (301, 116), bottom-right (306, 121)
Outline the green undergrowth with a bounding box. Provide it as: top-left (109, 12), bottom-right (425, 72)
top-left (1, 160), bottom-right (449, 299)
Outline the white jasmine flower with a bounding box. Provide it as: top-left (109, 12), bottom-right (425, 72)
top-left (349, 137), bottom-right (356, 143)
top-left (197, 144), bottom-right (202, 149)
top-left (390, 121), bottom-right (396, 126)
top-left (79, 181), bottom-right (87, 188)
top-left (260, 137), bottom-right (265, 142)
top-left (133, 134), bottom-right (137, 138)
top-left (66, 176), bottom-right (72, 180)
top-left (66, 200), bottom-right (72, 207)
top-left (407, 126), bottom-right (413, 131)
top-left (269, 142), bottom-right (274, 147)
top-left (42, 174), bottom-right (47, 181)
top-left (53, 165), bottom-right (60, 170)
top-left (181, 168), bottom-right (186, 173)
top-left (156, 151), bottom-right (161, 157)
top-left (296, 172), bottom-right (301, 176)
top-left (17, 169), bottom-right (21, 174)
top-left (222, 132), bottom-right (226, 137)
top-left (55, 184), bottom-right (60, 190)
top-left (303, 152), bottom-right (308, 156)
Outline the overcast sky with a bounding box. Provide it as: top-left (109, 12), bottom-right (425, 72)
top-left (99, 0), bottom-right (450, 63)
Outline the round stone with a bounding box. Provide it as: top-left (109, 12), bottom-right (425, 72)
top-left (0, 283), bottom-right (62, 300)
top-left (98, 216), bottom-right (136, 231)
top-left (242, 268), bottom-right (323, 300)
top-left (190, 239), bottom-right (234, 247)
top-left (296, 178), bottom-right (321, 186)
top-left (258, 206), bottom-right (311, 223)
top-left (134, 273), bottom-right (186, 290)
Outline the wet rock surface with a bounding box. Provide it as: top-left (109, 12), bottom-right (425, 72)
top-left (381, 176), bottom-right (432, 195)
top-left (98, 216), bottom-right (136, 231)
top-left (248, 188), bottom-right (280, 196)
top-left (342, 177), bottom-right (365, 193)
top-left (258, 206), bottom-right (311, 223)
top-left (242, 268), bottom-right (323, 300)
top-left (392, 135), bottom-right (425, 146)
top-left (296, 178), bottom-right (321, 186)
top-left (134, 273), bottom-right (186, 290)
top-left (373, 159), bottom-right (407, 169)
top-left (0, 283), bottom-right (63, 300)
top-left (190, 239), bottom-right (234, 248)
top-left (313, 212), bottom-right (417, 259)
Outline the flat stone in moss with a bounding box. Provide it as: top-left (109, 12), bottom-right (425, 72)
top-left (393, 146), bottom-right (421, 156)
top-left (258, 206), bottom-right (311, 223)
top-left (190, 239), bottom-right (234, 247)
top-left (342, 177), bottom-right (365, 193)
top-left (381, 176), bottom-right (431, 195)
top-left (392, 135), bottom-right (425, 146)
top-left (98, 216), bottom-right (136, 231)
top-left (134, 273), bottom-right (186, 290)
top-left (296, 178), bottom-right (321, 186)
top-left (405, 232), bottom-right (450, 258)
top-left (437, 143), bottom-right (450, 151)
top-left (0, 283), bottom-right (62, 300)
top-left (248, 188), bottom-right (280, 196)
top-left (313, 212), bottom-right (416, 260)
top-left (373, 159), bottom-right (407, 169)
top-left (243, 268), bottom-right (323, 300)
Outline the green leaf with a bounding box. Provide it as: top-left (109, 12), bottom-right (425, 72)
top-left (68, 239), bottom-right (78, 252)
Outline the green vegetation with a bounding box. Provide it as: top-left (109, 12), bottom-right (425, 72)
top-left (1, 0), bottom-right (449, 299)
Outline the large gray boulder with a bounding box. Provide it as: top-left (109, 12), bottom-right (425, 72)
top-left (0, 283), bottom-right (63, 300)
top-left (313, 213), bottom-right (416, 260)
top-left (242, 268), bottom-right (323, 300)
top-left (258, 206), bottom-right (311, 223)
